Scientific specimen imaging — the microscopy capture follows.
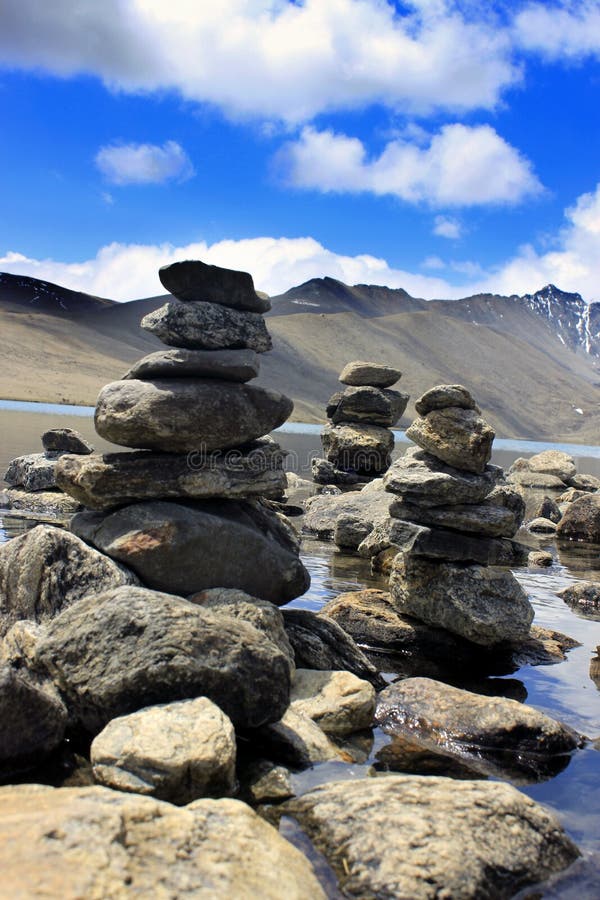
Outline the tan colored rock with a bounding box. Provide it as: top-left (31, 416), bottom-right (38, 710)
top-left (526, 449), bottom-right (576, 482)
top-left (255, 707), bottom-right (345, 768)
top-left (289, 669), bottom-right (375, 736)
top-left (406, 407), bottom-right (495, 474)
top-left (339, 360), bottom-right (401, 388)
top-left (321, 422), bottom-right (394, 475)
top-left (414, 384), bottom-right (479, 416)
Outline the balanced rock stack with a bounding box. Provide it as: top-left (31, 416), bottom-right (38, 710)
top-left (312, 361), bottom-right (408, 485)
top-left (56, 260), bottom-right (309, 604)
top-left (365, 385), bottom-right (534, 646)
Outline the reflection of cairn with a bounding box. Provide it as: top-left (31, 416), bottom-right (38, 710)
top-left (312, 361), bottom-right (407, 485)
top-left (370, 384), bottom-right (534, 647)
top-left (57, 260), bottom-right (309, 603)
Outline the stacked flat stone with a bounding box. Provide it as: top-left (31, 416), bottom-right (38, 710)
top-left (377, 384), bottom-right (534, 646)
top-left (313, 361), bottom-right (408, 485)
top-left (56, 260), bottom-right (309, 604)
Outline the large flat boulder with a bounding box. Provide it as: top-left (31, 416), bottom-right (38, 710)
top-left (0, 525), bottom-right (137, 638)
top-left (94, 379), bottom-right (292, 452)
top-left (390, 553), bottom-right (534, 646)
top-left (383, 447), bottom-right (500, 506)
top-left (35, 586), bottom-right (291, 734)
top-left (303, 481), bottom-right (393, 540)
top-left (124, 346), bottom-right (260, 382)
top-left (158, 259), bottom-right (271, 312)
top-left (327, 386), bottom-right (408, 427)
top-left (557, 493), bottom-right (600, 544)
top-left (71, 500), bottom-right (309, 604)
top-left (406, 407), bottom-right (495, 474)
top-left (281, 776), bottom-right (578, 899)
top-left (57, 439), bottom-right (286, 509)
top-left (141, 300), bottom-right (272, 351)
top-left (389, 498), bottom-right (520, 537)
top-left (321, 423), bottom-right (394, 475)
top-left (0, 785), bottom-right (325, 899)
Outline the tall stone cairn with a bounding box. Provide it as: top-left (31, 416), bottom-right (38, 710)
top-left (379, 384), bottom-right (535, 646)
top-left (312, 361), bottom-right (408, 485)
top-left (56, 259), bottom-right (310, 604)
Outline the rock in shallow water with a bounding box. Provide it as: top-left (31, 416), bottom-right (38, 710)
top-left (557, 493), bottom-right (600, 544)
top-left (71, 499), bottom-right (309, 604)
top-left (280, 775), bottom-right (579, 899)
top-left (159, 259), bottom-right (271, 312)
top-left (0, 785), bottom-right (325, 899)
top-left (141, 299), bottom-right (272, 352)
top-left (289, 668), bottom-right (376, 737)
top-left (123, 346), bottom-right (260, 382)
top-left (95, 379), bottom-right (292, 452)
top-left (406, 407), bottom-right (495, 474)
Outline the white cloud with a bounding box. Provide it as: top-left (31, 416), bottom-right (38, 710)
top-left (95, 141), bottom-right (195, 185)
top-left (0, 1), bottom-right (519, 123)
top-left (280, 124), bottom-right (542, 206)
top-left (515, 1), bottom-right (600, 59)
top-left (422, 255), bottom-right (446, 269)
top-left (433, 215), bottom-right (462, 238)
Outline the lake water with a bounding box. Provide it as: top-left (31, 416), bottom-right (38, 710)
top-left (2, 403), bottom-right (600, 895)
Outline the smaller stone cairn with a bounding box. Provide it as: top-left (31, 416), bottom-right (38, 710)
top-left (312, 360), bottom-right (408, 485)
top-left (370, 384), bottom-right (534, 646)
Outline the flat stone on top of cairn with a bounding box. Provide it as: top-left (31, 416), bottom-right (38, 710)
top-left (159, 259), bottom-right (271, 313)
top-left (339, 360), bottom-right (401, 388)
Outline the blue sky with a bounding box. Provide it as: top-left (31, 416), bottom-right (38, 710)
top-left (0, 0), bottom-right (599, 301)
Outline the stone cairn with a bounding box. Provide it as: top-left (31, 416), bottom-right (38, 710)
top-left (362, 384), bottom-right (535, 647)
top-left (312, 360), bottom-right (408, 485)
top-left (55, 259), bottom-right (310, 604)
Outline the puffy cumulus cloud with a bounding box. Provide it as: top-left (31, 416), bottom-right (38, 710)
top-left (0, 0), bottom-right (518, 122)
top-left (280, 124), bottom-right (542, 206)
top-left (515, 1), bottom-right (600, 59)
top-left (433, 215), bottom-right (462, 238)
top-left (95, 141), bottom-right (195, 185)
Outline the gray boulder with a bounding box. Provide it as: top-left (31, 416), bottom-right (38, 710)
top-left (253, 707), bottom-right (344, 768)
top-left (558, 581), bottom-right (600, 617)
top-left (158, 259), bottom-right (271, 312)
top-left (389, 498), bottom-right (520, 537)
top-left (71, 500), bottom-right (309, 604)
top-left (0, 488), bottom-right (81, 521)
top-left (41, 428), bottom-right (94, 454)
top-left (339, 360), bottom-right (401, 388)
top-left (35, 586), bottom-right (292, 734)
top-left (321, 423), bottom-right (394, 475)
top-left (0, 525), bottom-right (137, 638)
top-left (327, 385), bottom-right (409, 427)
top-left (531, 495), bottom-right (563, 523)
top-left (406, 407), bottom-right (495, 474)
top-left (557, 493), bottom-right (600, 543)
top-left (508, 469), bottom-right (566, 489)
top-left (567, 471), bottom-right (600, 491)
top-left (281, 776), bottom-right (578, 899)
top-left (289, 669), bottom-right (376, 737)
top-left (141, 300), bottom-right (272, 352)
top-left (95, 379), bottom-right (292, 452)
top-left (333, 514), bottom-right (373, 550)
top-left (0, 785), bottom-right (325, 899)
top-left (303, 482), bottom-right (393, 540)
top-left (390, 554), bottom-right (534, 646)
top-left (4, 452), bottom-right (63, 492)
top-left (124, 347), bottom-right (260, 382)
top-left (526, 449), bottom-right (577, 482)
top-left (311, 457), bottom-right (362, 485)
top-left (414, 383), bottom-right (479, 416)
top-left (91, 697), bottom-right (237, 804)
top-left (383, 447), bottom-right (500, 506)
top-left (56, 439), bottom-right (287, 509)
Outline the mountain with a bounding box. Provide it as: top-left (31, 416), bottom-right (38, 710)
top-left (1, 271), bottom-right (600, 442)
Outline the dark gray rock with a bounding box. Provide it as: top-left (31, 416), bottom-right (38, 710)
top-left (158, 259), bottom-right (271, 312)
top-left (567, 472), bottom-right (600, 491)
top-left (406, 407), bottom-right (495, 474)
top-left (252, 708), bottom-right (343, 768)
top-left (95, 379), bottom-right (292, 452)
top-left (390, 553), bottom-right (534, 646)
top-left (557, 493), bottom-right (600, 544)
top-left (281, 776), bottom-right (579, 899)
top-left (383, 447), bottom-right (500, 507)
top-left (327, 386), bottom-right (409, 427)
top-left (71, 499), bottom-right (309, 605)
top-left (531, 496), bottom-right (563, 523)
top-left (35, 586), bottom-right (291, 734)
top-left (123, 347), bottom-right (260, 383)
top-left (0, 525), bottom-right (138, 639)
top-left (339, 360), bottom-right (401, 388)
top-left (508, 469), bottom-right (566, 489)
top-left (56, 440), bottom-right (287, 509)
top-left (414, 384), bottom-right (479, 416)
top-left (389, 497), bottom-right (520, 538)
top-left (486, 484), bottom-right (527, 523)
top-left (311, 457), bottom-right (362, 485)
top-left (321, 423), bottom-right (394, 475)
top-left (4, 452), bottom-right (63, 492)
top-left (41, 429), bottom-right (94, 455)
top-left (333, 514), bottom-right (373, 550)
top-left (141, 300), bottom-right (272, 352)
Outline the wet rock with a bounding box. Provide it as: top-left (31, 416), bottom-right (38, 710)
top-left (321, 423), bottom-right (394, 475)
top-left (414, 383), bottom-right (479, 416)
top-left (56, 440), bottom-right (287, 509)
top-left (71, 499), bottom-right (309, 605)
top-left (510, 625), bottom-right (581, 667)
top-left (0, 488), bottom-right (81, 521)
top-left (141, 299), bottom-right (272, 352)
top-left (91, 698), bottom-right (236, 804)
top-left (4, 452), bottom-right (63, 492)
top-left (526, 450), bottom-right (577, 483)
top-left (35, 586), bottom-right (291, 734)
top-left (302, 483), bottom-right (393, 540)
top-left (390, 554), bottom-right (534, 646)
top-left (0, 664), bottom-right (67, 777)
top-left (0, 525), bottom-right (137, 639)
top-left (124, 347), bottom-right (260, 382)
top-left (252, 708), bottom-right (344, 768)
top-left (41, 428), bottom-right (94, 455)
top-left (339, 360), bottom-right (401, 388)
top-left (591, 650), bottom-right (600, 690)
top-left (289, 669), bottom-right (375, 737)
top-left (527, 516), bottom-right (558, 534)
top-left (558, 581), bottom-right (600, 617)
top-left (557, 493), bottom-right (600, 543)
top-left (333, 514), bottom-right (373, 549)
top-left (374, 733), bottom-right (485, 780)
top-left (327, 385), bottom-right (408, 427)
top-left (159, 259), bottom-right (271, 312)
top-left (389, 497), bottom-right (520, 537)
top-left (94, 379), bottom-right (292, 452)
top-left (567, 471), bottom-right (600, 491)
top-left (383, 447), bottom-right (500, 506)
top-left (406, 407), bottom-right (495, 474)
top-left (531, 496), bottom-right (563, 523)
top-left (239, 759), bottom-right (294, 804)
top-left (281, 776), bottom-right (579, 899)
top-left (529, 550), bottom-right (553, 567)
top-left (311, 457), bottom-right (361, 485)
top-left (0, 785), bottom-right (325, 899)
top-left (281, 608), bottom-right (384, 688)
